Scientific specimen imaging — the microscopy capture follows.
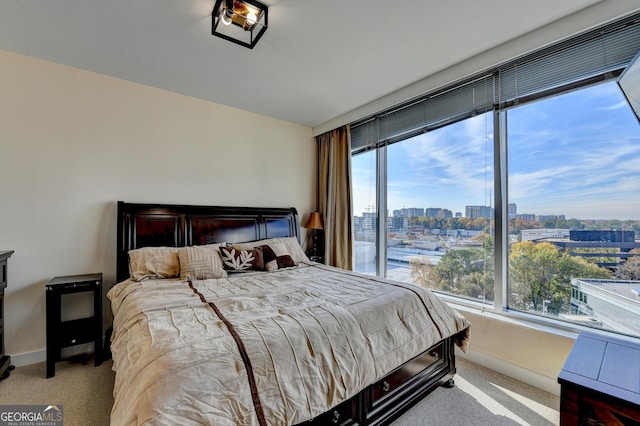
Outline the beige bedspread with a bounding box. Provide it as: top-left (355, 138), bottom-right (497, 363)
top-left (107, 262), bottom-right (470, 425)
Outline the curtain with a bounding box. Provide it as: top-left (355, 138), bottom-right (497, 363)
top-left (317, 125), bottom-right (353, 270)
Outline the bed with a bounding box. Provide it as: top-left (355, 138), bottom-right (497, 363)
top-left (109, 201), bottom-right (471, 425)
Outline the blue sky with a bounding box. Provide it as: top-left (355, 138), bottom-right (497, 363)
top-left (352, 81), bottom-right (640, 220)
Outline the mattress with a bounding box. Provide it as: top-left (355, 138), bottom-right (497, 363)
top-left (107, 262), bottom-right (470, 425)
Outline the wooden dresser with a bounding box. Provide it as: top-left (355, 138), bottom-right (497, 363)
top-left (0, 250), bottom-right (14, 380)
top-left (558, 331), bottom-right (640, 425)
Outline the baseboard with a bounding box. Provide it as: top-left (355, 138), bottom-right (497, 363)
top-left (457, 348), bottom-right (561, 396)
top-left (10, 343), bottom-right (96, 368)
top-left (10, 350), bottom-right (45, 367)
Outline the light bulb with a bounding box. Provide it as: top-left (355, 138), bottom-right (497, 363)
top-left (246, 11), bottom-right (257, 26)
top-left (220, 8), bottom-right (233, 25)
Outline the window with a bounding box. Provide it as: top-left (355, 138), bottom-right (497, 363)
top-left (507, 81), bottom-right (640, 336)
top-left (352, 149), bottom-right (377, 276)
top-left (350, 13), bottom-right (640, 339)
top-left (383, 115), bottom-right (494, 303)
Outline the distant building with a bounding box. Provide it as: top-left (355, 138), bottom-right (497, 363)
top-left (393, 208), bottom-right (424, 218)
top-left (423, 207), bottom-right (453, 218)
top-left (436, 208), bottom-right (453, 218)
top-left (407, 208), bottom-right (424, 217)
top-left (425, 208), bottom-right (442, 217)
top-left (391, 216), bottom-right (408, 231)
top-left (569, 230), bottom-right (634, 243)
top-left (527, 229), bottom-right (640, 268)
top-left (508, 203), bottom-right (517, 218)
top-left (514, 213), bottom-right (536, 222)
top-left (537, 214), bottom-right (566, 222)
top-left (569, 278), bottom-right (640, 336)
top-left (465, 205), bottom-right (493, 219)
top-left (353, 215), bottom-right (363, 230)
top-left (521, 228), bottom-right (570, 241)
top-left (362, 211), bottom-right (376, 230)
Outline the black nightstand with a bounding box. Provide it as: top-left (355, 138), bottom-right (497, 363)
top-left (46, 273), bottom-right (102, 378)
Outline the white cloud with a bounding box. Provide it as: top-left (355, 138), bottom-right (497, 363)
top-left (600, 100), bottom-right (631, 111)
top-left (353, 82), bottom-right (640, 219)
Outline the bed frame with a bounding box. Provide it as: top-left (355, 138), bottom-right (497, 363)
top-left (115, 201), bottom-right (459, 426)
top-left (116, 201), bottom-right (301, 283)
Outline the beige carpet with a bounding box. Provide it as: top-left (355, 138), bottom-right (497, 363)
top-left (393, 358), bottom-right (560, 425)
top-left (0, 355), bottom-right (114, 426)
top-left (0, 356), bottom-right (558, 425)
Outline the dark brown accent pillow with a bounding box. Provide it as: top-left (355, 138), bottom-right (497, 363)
top-left (219, 246), bottom-right (265, 272)
top-left (260, 243), bottom-right (296, 272)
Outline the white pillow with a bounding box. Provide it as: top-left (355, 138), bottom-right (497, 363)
top-left (178, 244), bottom-right (227, 280)
top-left (128, 247), bottom-right (180, 281)
top-left (276, 237), bottom-right (310, 264)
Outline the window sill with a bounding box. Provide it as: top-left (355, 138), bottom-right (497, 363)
top-left (439, 293), bottom-right (640, 346)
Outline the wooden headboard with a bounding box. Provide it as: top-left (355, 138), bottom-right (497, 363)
top-left (116, 201), bottom-right (301, 283)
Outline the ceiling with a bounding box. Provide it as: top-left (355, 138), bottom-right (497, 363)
top-left (1, 0), bottom-right (637, 131)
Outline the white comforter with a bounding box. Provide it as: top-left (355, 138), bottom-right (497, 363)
top-left (107, 262), bottom-right (470, 425)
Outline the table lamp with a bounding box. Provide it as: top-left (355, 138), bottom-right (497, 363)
top-left (304, 212), bottom-right (324, 261)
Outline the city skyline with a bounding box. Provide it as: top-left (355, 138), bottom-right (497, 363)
top-left (353, 204), bottom-right (565, 221)
top-left (352, 81), bottom-right (640, 221)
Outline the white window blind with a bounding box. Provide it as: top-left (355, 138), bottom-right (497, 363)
top-left (351, 13), bottom-right (640, 153)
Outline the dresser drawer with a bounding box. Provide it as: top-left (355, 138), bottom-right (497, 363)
top-left (371, 341), bottom-right (445, 408)
top-left (306, 397), bottom-right (357, 425)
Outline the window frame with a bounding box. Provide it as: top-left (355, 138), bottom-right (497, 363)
top-left (350, 13), bottom-right (640, 338)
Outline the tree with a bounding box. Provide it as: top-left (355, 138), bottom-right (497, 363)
top-left (435, 248), bottom-right (489, 295)
top-left (570, 247), bottom-right (619, 266)
top-left (615, 249), bottom-right (640, 280)
top-left (461, 270), bottom-right (494, 301)
top-left (409, 232), bottom-right (494, 301)
top-left (509, 241), bottom-right (611, 314)
top-left (409, 256), bottom-right (438, 289)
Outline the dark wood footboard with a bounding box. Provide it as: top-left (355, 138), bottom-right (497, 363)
top-left (301, 334), bottom-right (459, 426)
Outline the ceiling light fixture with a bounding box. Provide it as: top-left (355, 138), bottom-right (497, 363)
top-left (212, 0), bottom-right (268, 49)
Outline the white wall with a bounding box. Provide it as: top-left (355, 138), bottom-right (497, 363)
top-left (455, 309), bottom-right (575, 395)
top-left (314, 1), bottom-right (640, 135)
top-left (0, 50), bottom-right (315, 362)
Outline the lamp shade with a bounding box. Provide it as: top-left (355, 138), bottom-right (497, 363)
top-left (304, 212), bottom-right (324, 230)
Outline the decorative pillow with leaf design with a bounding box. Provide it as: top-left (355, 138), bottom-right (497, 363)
top-left (260, 242), bottom-right (296, 272)
top-left (219, 246), bottom-right (265, 272)
top-left (230, 237), bottom-right (309, 264)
